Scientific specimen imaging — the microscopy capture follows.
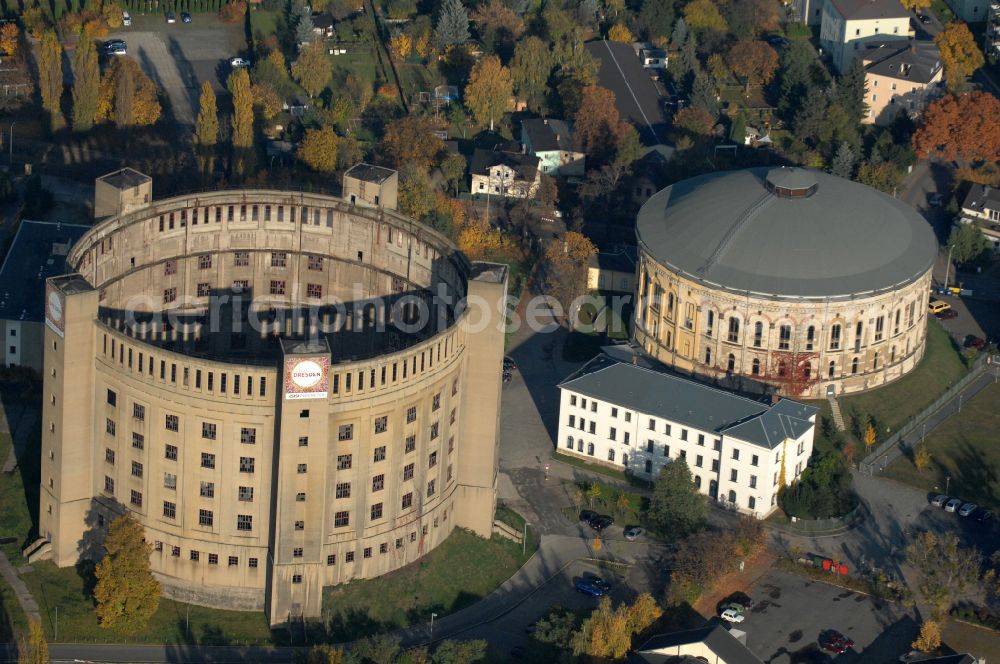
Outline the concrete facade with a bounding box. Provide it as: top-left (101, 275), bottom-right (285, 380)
top-left (38, 189), bottom-right (506, 627)
top-left (342, 163), bottom-right (398, 211)
top-left (945, 0), bottom-right (990, 22)
top-left (94, 168), bottom-right (152, 220)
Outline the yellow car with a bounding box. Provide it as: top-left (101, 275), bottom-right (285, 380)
top-left (928, 299), bottom-right (951, 314)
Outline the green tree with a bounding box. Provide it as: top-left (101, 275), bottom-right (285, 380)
top-left (430, 639), bottom-right (488, 663)
top-left (510, 36), bottom-right (553, 113)
top-left (440, 153), bottom-right (467, 195)
top-left (640, 0), bottom-right (675, 42)
top-left (38, 31), bottom-right (65, 131)
top-left (829, 141), bottom-right (856, 179)
top-left (228, 68), bottom-right (255, 177)
top-left (295, 4), bottom-right (315, 49)
top-left (730, 110), bottom-right (747, 144)
top-left (305, 644), bottom-right (345, 664)
top-left (726, 40), bottom-right (779, 93)
top-left (586, 482), bottom-right (602, 507)
top-left (683, 0), bottom-right (728, 35)
top-left (194, 81), bottom-right (218, 180)
top-left (532, 608), bottom-right (580, 649)
top-left (793, 86), bottom-right (828, 146)
top-left (293, 39), bottom-right (333, 98)
top-left (398, 163), bottom-right (436, 220)
top-left (947, 223), bottom-right (991, 265)
top-left (464, 55), bottom-right (513, 131)
top-left (17, 620), bottom-right (48, 664)
top-left (935, 22), bottom-right (984, 91)
top-left (71, 38), bottom-right (100, 132)
top-left (647, 459), bottom-right (707, 538)
top-left (93, 513), bottom-right (161, 631)
top-left (435, 0), bottom-right (469, 49)
top-left (906, 531), bottom-right (981, 616)
top-left (298, 125), bottom-right (339, 172)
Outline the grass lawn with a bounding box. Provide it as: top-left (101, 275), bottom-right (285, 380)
top-left (884, 381), bottom-right (1000, 510)
top-left (320, 526), bottom-right (534, 641)
top-left (396, 64), bottom-right (438, 101)
top-left (561, 479), bottom-right (649, 529)
top-left (807, 321), bottom-right (968, 449)
top-left (333, 51), bottom-right (381, 89)
top-left (24, 561), bottom-right (279, 645)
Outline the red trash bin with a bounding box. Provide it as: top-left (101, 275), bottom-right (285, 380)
top-left (822, 559), bottom-right (832, 571)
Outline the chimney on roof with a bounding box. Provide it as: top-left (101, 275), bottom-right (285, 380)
top-left (771, 394), bottom-right (782, 405)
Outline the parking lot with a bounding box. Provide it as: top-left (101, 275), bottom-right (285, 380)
top-left (105, 14), bottom-right (246, 126)
top-left (743, 568), bottom-right (917, 664)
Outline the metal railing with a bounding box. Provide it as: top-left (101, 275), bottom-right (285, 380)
top-left (859, 353), bottom-right (999, 474)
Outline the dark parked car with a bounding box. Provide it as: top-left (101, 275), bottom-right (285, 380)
top-left (935, 309), bottom-right (958, 320)
top-left (589, 515), bottom-right (613, 531)
top-left (579, 510), bottom-right (598, 524)
top-left (503, 356), bottom-right (517, 371)
top-left (819, 630), bottom-right (855, 654)
top-left (181, 11), bottom-right (192, 22)
top-left (964, 335), bottom-right (987, 350)
top-left (917, 13), bottom-right (931, 23)
top-left (978, 510), bottom-right (995, 524)
top-left (575, 578), bottom-right (605, 597)
top-left (583, 573), bottom-right (611, 593)
top-left (726, 592), bottom-right (755, 610)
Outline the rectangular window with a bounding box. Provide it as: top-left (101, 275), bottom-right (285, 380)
top-left (107, 389), bottom-right (117, 406)
top-left (164, 473), bottom-right (176, 490)
top-left (372, 474), bottom-right (385, 491)
top-left (337, 454), bottom-right (352, 470)
top-left (374, 446), bottom-right (386, 462)
top-left (234, 251), bottom-right (250, 267)
top-left (338, 424), bottom-right (353, 441)
top-left (238, 486), bottom-right (254, 502)
top-left (239, 457), bottom-right (255, 473)
top-left (336, 482), bottom-right (351, 498)
top-left (402, 492), bottom-right (413, 509)
top-left (374, 416), bottom-right (388, 433)
top-left (197, 282), bottom-right (211, 297)
top-left (130, 489), bottom-right (142, 507)
top-left (297, 463), bottom-right (307, 474)
top-left (750, 475), bottom-right (758, 489)
top-left (237, 515), bottom-right (253, 531)
top-left (732, 448), bottom-right (740, 461)
top-left (165, 415), bottom-right (179, 432)
top-left (164, 260), bottom-right (177, 275)
top-left (132, 432), bottom-right (144, 450)
top-left (104, 475), bottom-right (114, 494)
top-left (271, 252), bottom-right (287, 267)
top-left (405, 435), bottom-right (416, 453)
top-left (730, 469), bottom-right (738, 482)
top-left (163, 501), bottom-right (176, 519)
top-left (306, 283), bottom-right (323, 298)
top-left (293, 547), bottom-right (303, 558)
top-left (403, 463), bottom-right (414, 481)
top-left (751, 454), bottom-right (759, 466)
top-left (269, 280), bottom-right (286, 295)
top-left (427, 479), bottom-right (436, 497)
top-left (202, 422), bottom-right (216, 440)
top-left (163, 287), bottom-right (177, 303)
top-left (209, 553), bottom-right (218, 565)
top-left (165, 444), bottom-right (177, 461)
top-left (334, 511), bottom-right (350, 527)
top-left (106, 419), bottom-right (116, 436)
top-left (240, 427), bottom-right (256, 444)
top-left (308, 255), bottom-right (324, 271)
top-left (131, 461), bottom-right (143, 478)
top-left (371, 503), bottom-right (383, 520)
top-left (201, 453), bottom-right (215, 469)
top-left (200, 481), bottom-right (214, 497)
top-left (429, 451), bottom-right (438, 468)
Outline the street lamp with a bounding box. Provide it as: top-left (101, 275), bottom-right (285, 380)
top-left (946, 476), bottom-right (951, 495)
top-left (430, 612), bottom-right (438, 642)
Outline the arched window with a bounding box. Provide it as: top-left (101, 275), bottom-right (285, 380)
top-left (608, 449), bottom-right (616, 462)
top-left (704, 347), bottom-right (712, 365)
top-left (778, 324), bottom-right (792, 350)
top-left (727, 353), bottom-right (736, 372)
top-left (890, 346), bottom-right (896, 363)
top-left (830, 324), bottom-right (842, 350)
top-left (706, 310), bottom-right (715, 337)
top-left (753, 321), bottom-right (764, 347)
top-left (727, 317), bottom-right (740, 343)
top-left (804, 363), bottom-right (812, 379)
top-left (806, 325), bottom-right (816, 351)
top-left (622, 454), bottom-right (628, 466)
top-left (577, 439), bottom-right (583, 452)
top-left (645, 459), bottom-right (652, 474)
top-left (828, 360), bottom-right (836, 378)
top-left (694, 475), bottom-right (702, 489)
top-left (667, 292), bottom-right (675, 314)
top-left (751, 358), bottom-right (760, 375)
top-left (855, 321), bottom-right (864, 352)
top-left (851, 356), bottom-right (859, 374)
top-left (587, 442), bottom-right (595, 456)
top-left (777, 360), bottom-right (787, 376)
top-left (873, 352), bottom-right (879, 370)
top-left (728, 490), bottom-right (737, 504)
top-left (566, 436), bottom-right (574, 449)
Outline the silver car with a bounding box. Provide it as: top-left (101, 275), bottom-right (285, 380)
top-left (959, 502), bottom-right (977, 517)
top-left (931, 494), bottom-right (948, 507)
top-left (944, 498), bottom-right (962, 513)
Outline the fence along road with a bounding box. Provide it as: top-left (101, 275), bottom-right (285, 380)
top-left (859, 353), bottom-right (1000, 475)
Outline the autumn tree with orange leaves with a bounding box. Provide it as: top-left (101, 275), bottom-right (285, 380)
top-left (726, 40), bottom-right (779, 93)
top-left (542, 231), bottom-right (597, 323)
top-left (912, 92), bottom-right (1000, 164)
top-left (573, 86), bottom-right (627, 165)
top-left (381, 115), bottom-right (445, 169)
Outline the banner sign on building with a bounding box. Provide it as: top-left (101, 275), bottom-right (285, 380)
top-left (284, 356), bottom-right (329, 400)
top-left (45, 283), bottom-right (65, 338)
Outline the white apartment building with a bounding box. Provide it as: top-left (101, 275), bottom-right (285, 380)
top-left (557, 354), bottom-right (817, 517)
top-left (820, 0), bottom-right (912, 72)
top-left (958, 183), bottom-right (1000, 252)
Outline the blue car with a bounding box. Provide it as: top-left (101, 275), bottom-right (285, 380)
top-left (575, 578), bottom-right (605, 597)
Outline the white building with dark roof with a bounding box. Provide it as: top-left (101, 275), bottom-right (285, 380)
top-left (820, 0), bottom-right (913, 72)
top-left (958, 183), bottom-right (1000, 252)
top-left (630, 625), bottom-right (763, 664)
top-left (520, 118), bottom-right (585, 177)
top-left (470, 148), bottom-right (541, 199)
top-left (557, 350), bottom-right (817, 516)
top-left (861, 40), bottom-right (943, 125)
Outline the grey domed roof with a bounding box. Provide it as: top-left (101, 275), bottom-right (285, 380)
top-left (635, 167), bottom-right (938, 299)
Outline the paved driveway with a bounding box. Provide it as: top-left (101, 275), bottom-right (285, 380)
top-left (106, 15), bottom-right (244, 126)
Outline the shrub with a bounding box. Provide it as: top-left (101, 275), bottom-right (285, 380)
top-left (218, 0), bottom-right (245, 23)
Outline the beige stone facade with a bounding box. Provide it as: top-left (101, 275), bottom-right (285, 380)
top-left (38, 190), bottom-right (506, 626)
top-left (633, 253), bottom-right (933, 398)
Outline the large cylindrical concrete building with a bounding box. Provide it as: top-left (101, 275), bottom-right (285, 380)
top-left (36, 188), bottom-right (507, 626)
top-left (634, 167), bottom-right (937, 398)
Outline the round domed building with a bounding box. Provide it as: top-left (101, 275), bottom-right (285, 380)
top-left (633, 167), bottom-right (937, 398)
